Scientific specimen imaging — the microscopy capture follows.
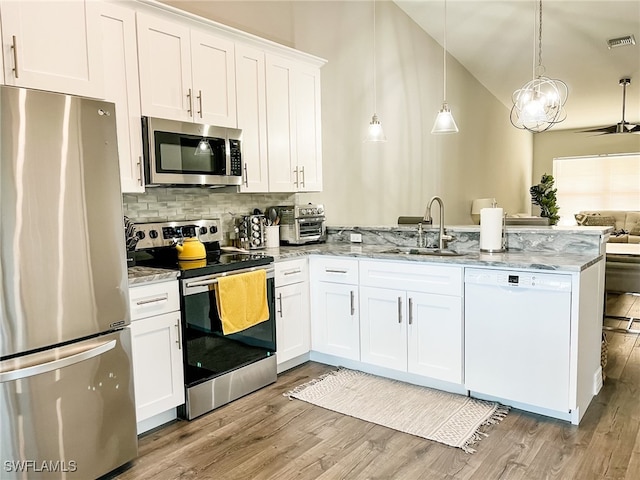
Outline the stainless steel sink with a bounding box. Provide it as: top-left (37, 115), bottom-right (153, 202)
top-left (380, 247), bottom-right (467, 257)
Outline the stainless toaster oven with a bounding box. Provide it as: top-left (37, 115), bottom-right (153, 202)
top-left (277, 204), bottom-right (326, 245)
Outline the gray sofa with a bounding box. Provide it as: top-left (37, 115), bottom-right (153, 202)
top-left (576, 210), bottom-right (640, 243)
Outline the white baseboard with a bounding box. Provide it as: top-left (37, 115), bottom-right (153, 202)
top-left (137, 409), bottom-right (177, 435)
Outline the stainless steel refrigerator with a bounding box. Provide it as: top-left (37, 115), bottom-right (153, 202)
top-left (0, 87), bottom-right (137, 479)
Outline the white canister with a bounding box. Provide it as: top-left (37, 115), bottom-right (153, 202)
top-left (265, 225), bottom-right (280, 248)
top-left (480, 207), bottom-right (504, 252)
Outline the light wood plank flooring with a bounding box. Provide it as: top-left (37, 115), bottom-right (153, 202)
top-left (111, 294), bottom-right (640, 480)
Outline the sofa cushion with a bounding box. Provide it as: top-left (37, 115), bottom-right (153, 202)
top-left (626, 212), bottom-right (640, 233)
top-left (578, 210), bottom-right (632, 230)
top-left (575, 213), bottom-right (617, 226)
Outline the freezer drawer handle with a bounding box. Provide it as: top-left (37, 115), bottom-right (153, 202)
top-left (0, 340), bottom-right (116, 383)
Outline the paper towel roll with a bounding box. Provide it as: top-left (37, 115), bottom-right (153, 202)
top-left (480, 207), bottom-right (504, 252)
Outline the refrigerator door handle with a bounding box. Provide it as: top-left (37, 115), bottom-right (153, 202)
top-left (0, 339), bottom-right (116, 383)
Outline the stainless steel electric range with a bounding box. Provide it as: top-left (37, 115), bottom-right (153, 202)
top-left (132, 219), bottom-right (277, 420)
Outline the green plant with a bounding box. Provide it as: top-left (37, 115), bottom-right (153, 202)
top-left (530, 173), bottom-right (560, 225)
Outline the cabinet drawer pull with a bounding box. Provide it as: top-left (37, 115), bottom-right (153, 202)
top-left (350, 290), bottom-right (355, 316)
top-left (197, 90), bottom-right (203, 118)
top-left (11, 35), bottom-right (19, 78)
top-left (283, 269), bottom-right (302, 276)
top-left (187, 88), bottom-right (193, 116)
top-left (398, 297), bottom-right (402, 324)
top-left (277, 292), bottom-right (283, 318)
top-left (175, 320), bottom-right (181, 350)
top-left (408, 297), bottom-right (413, 325)
top-left (325, 269), bottom-right (348, 274)
top-left (135, 295), bottom-right (168, 306)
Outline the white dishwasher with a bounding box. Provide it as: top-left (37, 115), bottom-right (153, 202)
top-left (464, 268), bottom-right (572, 413)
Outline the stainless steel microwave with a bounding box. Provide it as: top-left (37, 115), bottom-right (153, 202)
top-left (142, 116), bottom-right (243, 187)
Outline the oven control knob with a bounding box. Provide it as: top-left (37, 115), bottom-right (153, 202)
top-left (301, 208), bottom-right (307, 215)
top-left (311, 208), bottom-right (317, 214)
top-left (317, 206), bottom-right (324, 214)
top-left (136, 231), bottom-right (146, 240)
top-left (209, 226), bottom-right (218, 234)
top-left (199, 226), bottom-right (207, 235)
top-left (149, 230), bottom-right (158, 239)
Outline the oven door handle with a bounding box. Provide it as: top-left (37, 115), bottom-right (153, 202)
top-left (185, 267), bottom-right (274, 289)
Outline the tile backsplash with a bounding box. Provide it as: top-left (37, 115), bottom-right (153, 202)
top-left (122, 188), bottom-right (296, 241)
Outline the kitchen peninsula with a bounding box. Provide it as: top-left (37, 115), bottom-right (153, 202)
top-left (268, 224), bottom-right (610, 425)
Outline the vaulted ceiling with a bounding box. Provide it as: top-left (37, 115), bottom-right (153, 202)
top-left (395, 0), bottom-right (640, 131)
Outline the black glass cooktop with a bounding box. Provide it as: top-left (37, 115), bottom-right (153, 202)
top-left (133, 245), bottom-right (273, 278)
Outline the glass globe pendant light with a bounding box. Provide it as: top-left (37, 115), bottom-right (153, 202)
top-left (510, 0), bottom-right (568, 133)
top-left (364, 0), bottom-right (386, 142)
top-left (431, 0), bottom-right (458, 134)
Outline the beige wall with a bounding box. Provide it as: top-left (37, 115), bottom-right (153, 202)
top-left (163, 0), bottom-right (533, 225)
top-left (533, 128), bottom-right (640, 182)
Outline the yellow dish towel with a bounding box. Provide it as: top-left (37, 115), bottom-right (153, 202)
top-left (213, 270), bottom-right (270, 335)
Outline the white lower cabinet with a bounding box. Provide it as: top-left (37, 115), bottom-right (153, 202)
top-left (310, 257), bottom-right (360, 360)
top-left (275, 259), bottom-right (310, 371)
top-left (129, 280), bottom-right (184, 434)
top-left (358, 260), bottom-right (463, 384)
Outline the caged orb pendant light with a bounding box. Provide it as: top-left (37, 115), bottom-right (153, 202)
top-left (510, 0), bottom-right (568, 133)
top-left (431, 0), bottom-right (458, 134)
top-left (364, 0), bottom-right (387, 142)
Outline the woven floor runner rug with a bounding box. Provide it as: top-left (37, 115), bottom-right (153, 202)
top-left (285, 368), bottom-right (508, 453)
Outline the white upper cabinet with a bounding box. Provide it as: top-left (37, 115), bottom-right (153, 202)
top-left (137, 12), bottom-right (237, 127)
top-left (0, 0), bottom-right (103, 98)
top-left (100, 2), bottom-right (144, 193)
top-left (236, 44), bottom-right (269, 192)
top-left (190, 29), bottom-right (237, 127)
top-left (266, 54), bottom-right (322, 192)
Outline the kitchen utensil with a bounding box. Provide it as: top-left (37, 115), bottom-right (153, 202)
top-left (175, 237), bottom-right (206, 260)
top-left (267, 207), bottom-right (278, 226)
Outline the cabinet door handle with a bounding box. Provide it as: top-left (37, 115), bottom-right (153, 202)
top-left (135, 294), bottom-right (168, 306)
top-left (175, 320), bottom-right (181, 350)
top-left (325, 268), bottom-right (347, 274)
top-left (293, 167), bottom-right (299, 188)
top-left (197, 90), bottom-right (203, 118)
top-left (408, 297), bottom-right (413, 325)
top-left (350, 290), bottom-right (355, 316)
top-left (137, 156), bottom-right (144, 186)
top-left (398, 297), bottom-right (402, 324)
top-left (187, 88), bottom-right (193, 116)
top-left (277, 292), bottom-right (283, 318)
top-left (11, 35), bottom-right (19, 78)
top-left (283, 269), bottom-right (301, 276)
top-left (300, 166), bottom-right (305, 188)
top-left (243, 163), bottom-right (249, 187)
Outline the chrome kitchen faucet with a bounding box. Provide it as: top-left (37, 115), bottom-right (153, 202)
top-left (423, 196), bottom-right (453, 250)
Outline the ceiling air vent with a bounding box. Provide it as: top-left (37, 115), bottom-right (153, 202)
top-left (607, 35), bottom-right (636, 49)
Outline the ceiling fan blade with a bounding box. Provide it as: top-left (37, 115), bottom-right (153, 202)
top-left (579, 125), bottom-right (619, 134)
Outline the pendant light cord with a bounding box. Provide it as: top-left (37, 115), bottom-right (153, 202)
top-left (373, 0), bottom-right (377, 114)
top-left (443, 0), bottom-right (447, 102)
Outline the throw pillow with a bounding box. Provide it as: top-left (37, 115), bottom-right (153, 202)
top-left (574, 213), bottom-right (616, 226)
top-left (630, 222), bottom-right (640, 236)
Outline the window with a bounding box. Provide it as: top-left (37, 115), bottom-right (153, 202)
top-left (552, 153), bottom-right (640, 226)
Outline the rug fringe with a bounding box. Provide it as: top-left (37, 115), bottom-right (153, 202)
top-left (462, 404), bottom-right (510, 454)
top-left (283, 368), bottom-right (341, 399)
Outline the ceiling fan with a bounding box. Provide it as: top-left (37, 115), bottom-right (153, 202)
top-left (581, 78), bottom-right (640, 134)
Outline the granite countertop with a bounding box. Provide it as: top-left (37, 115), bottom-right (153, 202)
top-left (267, 244), bottom-right (602, 272)
top-left (127, 242), bottom-right (603, 286)
top-left (128, 266), bottom-right (180, 285)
